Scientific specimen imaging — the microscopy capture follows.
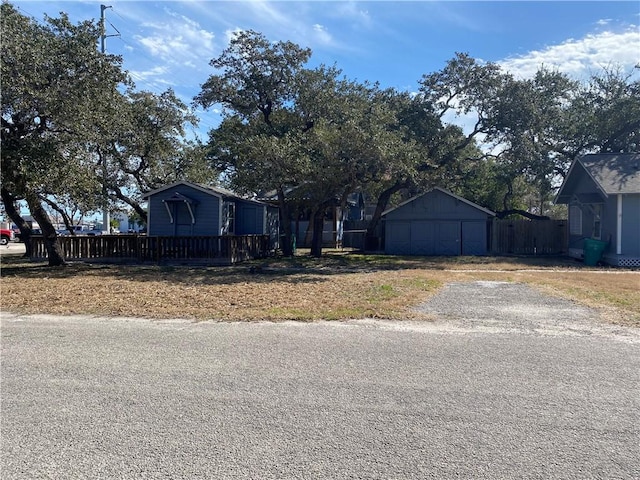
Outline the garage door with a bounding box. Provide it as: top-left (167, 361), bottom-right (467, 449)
top-left (387, 221), bottom-right (484, 256)
top-left (410, 221), bottom-right (434, 255)
top-left (386, 221), bottom-right (411, 255)
top-left (410, 221), bottom-right (460, 255)
top-left (435, 221), bottom-right (460, 255)
top-left (461, 221), bottom-right (487, 255)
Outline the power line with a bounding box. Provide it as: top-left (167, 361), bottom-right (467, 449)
top-left (14, 3), bottom-right (219, 135)
top-left (105, 6), bottom-right (220, 132)
top-left (15, 5), bottom-right (37, 20)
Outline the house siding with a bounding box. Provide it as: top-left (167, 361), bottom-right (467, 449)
top-left (621, 194), bottom-right (640, 257)
top-left (147, 184), bottom-right (220, 236)
top-left (235, 200), bottom-right (266, 235)
top-left (599, 195), bottom-right (618, 253)
top-left (384, 190), bottom-right (489, 222)
top-left (383, 189), bottom-right (492, 256)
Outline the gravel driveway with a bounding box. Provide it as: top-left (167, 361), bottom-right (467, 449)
top-left (413, 280), bottom-right (639, 342)
top-left (1, 280), bottom-right (639, 479)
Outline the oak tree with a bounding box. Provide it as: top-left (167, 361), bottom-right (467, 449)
top-left (1, 3), bottom-right (127, 265)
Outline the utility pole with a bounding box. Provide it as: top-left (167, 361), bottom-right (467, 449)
top-left (100, 5), bottom-right (118, 232)
top-left (100, 4), bottom-right (110, 54)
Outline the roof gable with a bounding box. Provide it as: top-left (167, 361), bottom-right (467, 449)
top-left (142, 181), bottom-right (266, 205)
top-left (382, 187), bottom-right (495, 217)
top-left (556, 153), bottom-right (640, 203)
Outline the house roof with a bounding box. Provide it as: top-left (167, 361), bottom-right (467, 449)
top-left (141, 181), bottom-right (266, 205)
top-left (381, 187), bottom-right (496, 217)
top-left (556, 153), bottom-right (640, 203)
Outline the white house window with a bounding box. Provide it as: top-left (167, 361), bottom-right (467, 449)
top-left (592, 204), bottom-right (602, 240)
top-left (569, 205), bottom-right (582, 235)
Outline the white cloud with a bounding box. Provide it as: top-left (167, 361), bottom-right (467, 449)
top-left (246, 0), bottom-right (292, 28)
top-left (445, 26), bottom-right (640, 144)
top-left (212, 2), bottom-right (355, 53)
top-left (129, 66), bottom-right (170, 82)
top-left (334, 1), bottom-right (372, 28)
top-left (135, 10), bottom-right (216, 66)
top-left (312, 24), bottom-right (333, 46)
top-left (499, 27), bottom-right (640, 79)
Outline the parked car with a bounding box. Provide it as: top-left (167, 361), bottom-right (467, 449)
top-left (58, 225), bottom-right (108, 236)
top-left (0, 228), bottom-right (15, 245)
top-left (85, 228), bottom-right (108, 236)
top-left (14, 228), bottom-right (42, 242)
top-left (58, 225), bottom-right (89, 236)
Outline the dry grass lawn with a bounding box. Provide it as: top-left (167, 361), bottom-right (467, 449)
top-left (1, 251), bottom-right (638, 326)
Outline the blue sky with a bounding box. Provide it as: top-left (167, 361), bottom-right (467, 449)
top-left (13, 1), bottom-right (640, 137)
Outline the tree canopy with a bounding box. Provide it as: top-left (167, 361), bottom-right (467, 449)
top-left (197, 33), bottom-right (639, 256)
top-left (1, 3), bottom-right (214, 263)
top-left (3, 4), bottom-right (638, 263)
top-left (1, 3), bottom-right (128, 263)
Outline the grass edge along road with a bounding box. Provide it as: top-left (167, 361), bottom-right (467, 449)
top-left (1, 252), bottom-right (638, 327)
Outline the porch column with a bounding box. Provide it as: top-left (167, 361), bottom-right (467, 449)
top-left (616, 194), bottom-right (622, 255)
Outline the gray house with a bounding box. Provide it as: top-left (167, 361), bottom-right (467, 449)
top-left (142, 181), bottom-right (279, 240)
top-left (555, 153), bottom-right (640, 267)
top-left (382, 188), bottom-right (495, 256)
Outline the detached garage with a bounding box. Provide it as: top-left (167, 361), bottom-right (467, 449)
top-left (382, 188), bottom-right (495, 256)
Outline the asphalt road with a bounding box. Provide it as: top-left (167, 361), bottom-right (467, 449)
top-left (1, 282), bottom-right (639, 479)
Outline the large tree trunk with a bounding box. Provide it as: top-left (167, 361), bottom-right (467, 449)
top-left (0, 188), bottom-right (33, 257)
top-left (366, 180), bottom-right (409, 242)
top-left (277, 187), bottom-right (294, 257)
top-left (24, 192), bottom-right (66, 266)
top-left (495, 209), bottom-right (550, 220)
top-left (310, 207), bottom-right (325, 258)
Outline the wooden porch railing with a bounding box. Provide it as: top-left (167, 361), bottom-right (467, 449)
top-left (30, 235), bottom-right (271, 264)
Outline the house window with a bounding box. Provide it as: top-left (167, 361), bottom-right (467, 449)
top-left (592, 204), bottom-right (602, 240)
top-left (569, 205), bottom-right (582, 235)
top-left (223, 202), bottom-right (235, 234)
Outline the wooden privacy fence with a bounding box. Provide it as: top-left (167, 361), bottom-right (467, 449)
top-left (30, 235), bottom-right (271, 264)
top-left (491, 219), bottom-right (567, 255)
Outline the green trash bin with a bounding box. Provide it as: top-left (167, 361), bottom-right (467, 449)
top-left (583, 238), bottom-right (607, 266)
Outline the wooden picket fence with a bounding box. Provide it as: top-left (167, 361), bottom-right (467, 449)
top-left (491, 219), bottom-right (567, 255)
top-left (30, 234), bottom-right (271, 264)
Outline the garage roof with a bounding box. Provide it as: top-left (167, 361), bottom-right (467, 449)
top-left (382, 187), bottom-right (495, 217)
